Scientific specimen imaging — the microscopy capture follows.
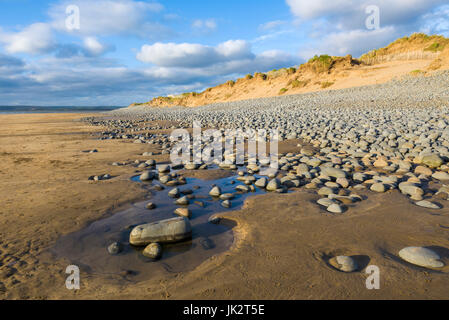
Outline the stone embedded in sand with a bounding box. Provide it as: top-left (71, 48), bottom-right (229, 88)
top-left (329, 256), bottom-right (358, 272)
top-left (145, 159), bottom-right (156, 166)
top-left (184, 163), bottom-right (199, 170)
top-left (158, 165), bottom-right (170, 173)
top-left (168, 187), bottom-right (180, 198)
top-left (140, 171), bottom-right (155, 181)
top-left (336, 177), bottom-right (349, 188)
top-left (146, 202), bottom-right (156, 210)
top-left (318, 186), bottom-right (334, 196)
top-left (221, 200), bottom-right (231, 208)
top-left (370, 183), bottom-right (386, 193)
top-left (414, 166), bottom-right (432, 176)
top-left (327, 203), bottom-right (344, 214)
top-left (432, 171), bottom-right (449, 181)
top-left (208, 214), bottom-right (222, 224)
top-left (421, 154), bottom-right (443, 169)
top-left (266, 178), bottom-right (281, 191)
top-left (399, 183), bottom-right (424, 199)
top-left (415, 200), bottom-right (441, 209)
top-left (353, 172), bottom-right (366, 182)
top-left (142, 243), bottom-right (162, 260)
top-left (175, 196), bottom-right (189, 205)
top-left (320, 167), bottom-right (346, 179)
top-left (209, 186), bottom-right (222, 197)
top-left (255, 177), bottom-right (268, 188)
top-left (399, 246), bottom-right (444, 268)
top-left (374, 157), bottom-right (389, 168)
top-left (219, 193), bottom-right (234, 200)
top-left (317, 198), bottom-right (336, 207)
top-left (130, 217), bottom-right (192, 246)
top-left (296, 163), bottom-right (310, 175)
top-left (107, 242), bottom-right (122, 255)
top-left (235, 185), bottom-right (250, 192)
top-left (174, 207), bottom-right (191, 218)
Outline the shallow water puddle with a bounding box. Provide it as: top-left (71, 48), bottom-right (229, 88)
top-left (51, 172), bottom-right (267, 282)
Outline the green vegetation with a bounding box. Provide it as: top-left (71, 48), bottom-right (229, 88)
top-left (226, 80), bottom-right (236, 87)
top-left (424, 42), bottom-right (445, 52)
top-left (279, 88), bottom-right (288, 94)
top-left (254, 72), bottom-right (268, 80)
top-left (308, 54), bottom-right (334, 72)
top-left (321, 81), bottom-right (334, 89)
top-left (289, 79), bottom-right (310, 88)
top-left (410, 69), bottom-right (424, 76)
top-left (287, 67), bottom-right (297, 75)
top-left (245, 74), bottom-right (253, 80)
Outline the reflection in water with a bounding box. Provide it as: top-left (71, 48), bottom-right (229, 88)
top-left (51, 171), bottom-right (267, 282)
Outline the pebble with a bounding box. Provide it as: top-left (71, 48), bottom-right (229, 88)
top-left (329, 256), bottom-right (358, 272)
top-left (168, 187), bottom-right (180, 198)
top-left (208, 214), bottom-right (222, 224)
top-left (398, 246), bottom-right (444, 268)
top-left (255, 177), bottom-right (268, 188)
top-left (221, 200), bottom-right (231, 208)
top-left (209, 186), bottom-right (222, 197)
top-left (174, 207), bottom-right (192, 218)
top-left (146, 202), bottom-right (156, 210)
top-left (107, 242), bottom-right (122, 255)
top-left (370, 183), bottom-right (386, 193)
top-left (415, 200), bottom-right (441, 209)
top-left (175, 196), bottom-right (189, 205)
top-left (432, 171), bottom-right (449, 181)
top-left (327, 203), bottom-right (344, 213)
top-left (266, 178), bottom-right (281, 191)
top-left (158, 165), bottom-right (170, 173)
top-left (142, 243), bottom-right (162, 260)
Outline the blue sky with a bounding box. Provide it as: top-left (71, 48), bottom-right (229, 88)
top-left (0, 0), bottom-right (448, 106)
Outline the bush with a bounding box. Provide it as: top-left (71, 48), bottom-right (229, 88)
top-left (226, 80), bottom-right (235, 87)
top-left (424, 43), bottom-right (444, 52)
top-left (279, 88), bottom-right (288, 94)
top-left (245, 74), bottom-right (253, 80)
top-left (290, 79), bottom-right (310, 88)
top-left (321, 81), bottom-right (334, 89)
top-left (287, 67), bottom-right (297, 74)
top-left (308, 54), bottom-right (333, 72)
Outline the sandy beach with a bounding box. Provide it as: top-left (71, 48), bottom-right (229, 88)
top-left (1, 109), bottom-right (449, 300)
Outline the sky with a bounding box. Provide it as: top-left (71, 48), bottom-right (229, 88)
top-left (0, 0), bottom-right (448, 106)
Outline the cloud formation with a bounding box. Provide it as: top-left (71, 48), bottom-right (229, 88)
top-left (192, 19), bottom-right (217, 32)
top-left (0, 23), bottom-right (54, 54)
top-left (48, 0), bottom-right (167, 38)
top-left (286, 0), bottom-right (449, 57)
top-left (136, 40), bottom-right (255, 68)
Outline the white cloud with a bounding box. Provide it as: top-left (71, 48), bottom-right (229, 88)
top-left (0, 23), bottom-right (54, 54)
top-left (48, 0), bottom-right (168, 38)
top-left (192, 19), bottom-right (217, 32)
top-left (137, 40), bottom-right (254, 68)
top-left (420, 5), bottom-right (449, 37)
top-left (83, 37), bottom-right (109, 56)
top-left (286, 0), bottom-right (449, 29)
top-left (298, 27), bottom-right (398, 59)
top-left (259, 20), bottom-right (287, 31)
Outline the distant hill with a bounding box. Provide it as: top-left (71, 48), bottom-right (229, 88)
top-left (131, 33), bottom-right (449, 108)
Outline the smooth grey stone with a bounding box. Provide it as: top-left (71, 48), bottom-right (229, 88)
top-left (399, 246), bottom-right (444, 268)
top-left (266, 178), bottom-right (281, 191)
top-left (327, 203), bottom-right (344, 213)
top-left (107, 242), bottom-right (122, 255)
top-left (415, 200), bottom-right (441, 209)
top-left (130, 217), bottom-right (192, 246)
top-left (329, 256), bottom-right (358, 272)
top-left (142, 243), bottom-right (162, 260)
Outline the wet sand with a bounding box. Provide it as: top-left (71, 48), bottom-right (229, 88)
top-left (1, 113), bottom-right (449, 299)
